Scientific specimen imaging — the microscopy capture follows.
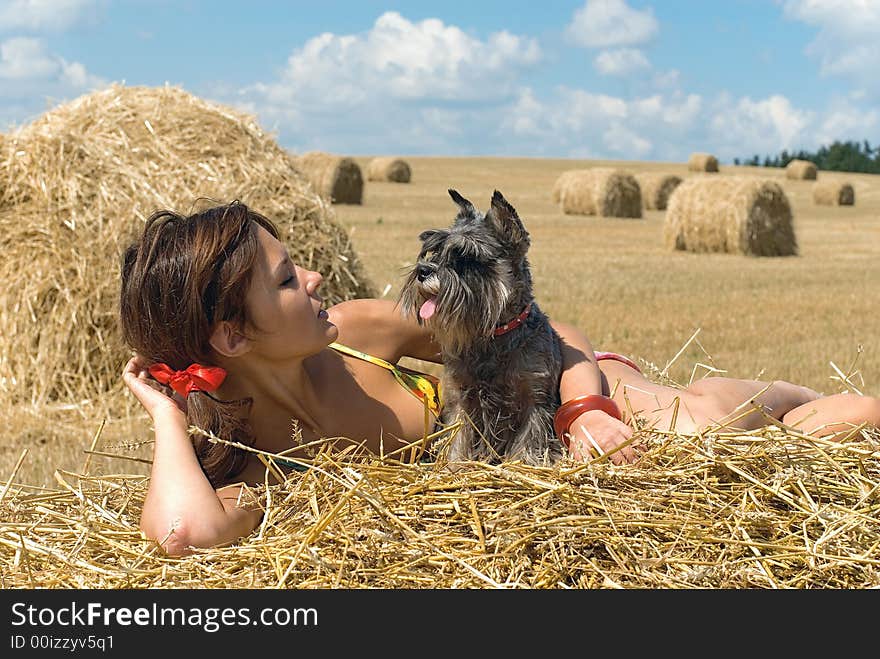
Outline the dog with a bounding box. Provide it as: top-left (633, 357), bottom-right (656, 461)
top-left (399, 189), bottom-right (564, 466)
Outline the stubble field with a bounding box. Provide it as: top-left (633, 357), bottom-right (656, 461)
top-left (339, 156), bottom-right (879, 394)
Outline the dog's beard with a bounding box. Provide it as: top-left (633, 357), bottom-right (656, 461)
top-left (399, 269), bottom-right (511, 355)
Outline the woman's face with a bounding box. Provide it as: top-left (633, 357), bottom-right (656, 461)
top-left (242, 224), bottom-right (338, 359)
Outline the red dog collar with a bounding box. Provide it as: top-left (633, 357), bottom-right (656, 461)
top-left (493, 303), bottom-right (533, 337)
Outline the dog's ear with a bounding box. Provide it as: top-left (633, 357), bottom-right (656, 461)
top-left (486, 190), bottom-right (529, 250)
top-left (448, 189), bottom-right (473, 210)
top-left (448, 189), bottom-right (480, 225)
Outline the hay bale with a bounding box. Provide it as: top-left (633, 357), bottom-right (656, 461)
top-left (0, 84), bottom-right (376, 406)
top-left (2, 423), bottom-right (880, 588)
top-left (688, 152), bottom-right (719, 172)
top-left (559, 168), bottom-right (642, 218)
top-left (292, 151), bottom-right (363, 203)
top-left (785, 159), bottom-right (817, 180)
top-left (663, 176), bottom-right (797, 256)
top-left (366, 156), bottom-right (411, 183)
top-left (636, 172), bottom-right (683, 210)
top-left (551, 170), bottom-right (582, 203)
top-left (813, 180), bottom-right (855, 206)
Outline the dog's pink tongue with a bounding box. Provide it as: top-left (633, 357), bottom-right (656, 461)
top-left (419, 297), bottom-right (437, 320)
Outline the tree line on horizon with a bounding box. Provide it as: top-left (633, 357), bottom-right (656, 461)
top-left (733, 140), bottom-right (880, 174)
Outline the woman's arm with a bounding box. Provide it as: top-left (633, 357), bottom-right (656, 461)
top-left (551, 320), bottom-right (603, 402)
top-left (328, 298), bottom-right (443, 364)
top-left (124, 356), bottom-right (263, 556)
top-left (550, 320), bottom-right (637, 464)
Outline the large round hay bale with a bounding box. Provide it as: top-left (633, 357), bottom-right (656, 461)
top-left (636, 172), bottom-right (683, 210)
top-left (663, 176), bottom-right (797, 256)
top-left (785, 159), bottom-right (817, 180)
top-left (292, 151), bottom-right (363, 204)
top-left (559, 168), bottom-right (642, 218)
top-left (812, 180), bottom-right (855, 206)
top-left (688, 152), bottom-right (719, 172)
top-left (366, 156), bottom-right (411, 183)
top-left (551, 170), bottom-right (582, 203)
top-left (0, 84), bottom-right (376, 406)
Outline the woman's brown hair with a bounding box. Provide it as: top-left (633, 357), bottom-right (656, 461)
top-left (120, 200), bottom-right (280, 487)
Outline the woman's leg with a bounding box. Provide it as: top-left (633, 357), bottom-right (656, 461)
top-left (684, 379), bottom-right (880, 438)
top-left (597, 362), bottom-right (879, 467)
top-left (683, 377), bottom-right (822, 430)
top-left (600, 361), bottom-right (827, 434)
top-left (781, 393), bottom-right (880, 438)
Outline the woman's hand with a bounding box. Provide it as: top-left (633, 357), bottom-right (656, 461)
top-left (564, 409), bottom-right (638, 465)
top-left (122, 354), bottom-right (186, 421)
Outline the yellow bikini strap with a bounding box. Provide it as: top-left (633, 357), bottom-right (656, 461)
top-left (328, 342), bottom-right (396, 371)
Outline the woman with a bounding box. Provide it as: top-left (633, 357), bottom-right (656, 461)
top-left (121, 201), bottom-right (880, 556)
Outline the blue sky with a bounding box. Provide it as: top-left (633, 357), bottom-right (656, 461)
top-left (1, 0), bottom-right (878, 163)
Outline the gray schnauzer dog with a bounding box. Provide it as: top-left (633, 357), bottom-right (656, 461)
top-left (399, 189), bottom-right (564, 466)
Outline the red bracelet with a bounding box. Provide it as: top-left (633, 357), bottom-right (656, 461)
top-left (554, 395), bottom-right (622, 448)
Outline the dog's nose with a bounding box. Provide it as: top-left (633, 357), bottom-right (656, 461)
top-left (416, 264), bottom-right (433, 282)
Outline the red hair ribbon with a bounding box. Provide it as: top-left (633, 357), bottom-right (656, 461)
top-left (148, 363), bottom-right (227, 397)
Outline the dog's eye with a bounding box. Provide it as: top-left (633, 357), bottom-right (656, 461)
top-left (419, 229), bottom-right (449, 255)
top-left (454, 238), bottom-right (489, 262)
top-left (452, 253), bottom-right (485, 273)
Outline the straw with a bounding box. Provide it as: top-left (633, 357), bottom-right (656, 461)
top-left (1, 423), bottom-right (878, 589)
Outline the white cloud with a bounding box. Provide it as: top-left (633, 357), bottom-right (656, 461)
top-left (0, 0), bottom-right (106, 128)
top-left (506, 85), bottom-right (869, 162)
top-left (0, 37), bottom-right (105, 114)
top-left (560, 89), bottom-right (628, 125)
top-left (0, 37), bottom-right (57, 78)
top-left (207, 9), bottom-right (876, 160)
top-left (815, 106), bottom-right (879, 146)
top-left (500, 86), bottom-right (702, 159)
top-left (508, 89), bottom-right (857, 162)
top-left (0, 36), bottom-right (102, 87)
top-left (504, 87), bottom-right (545, 137)
top-left (709, 93), bottom-right (813, 158)
top-left (783, 0), bottom-right (880, 39)
top-left (0, 0), bottom-right (99, 32)
top-left (224, 12), bottom-right (541, 154)
top-left (632, 93), bottom-right (702, 125)
top-left (783, 0), bottom-right (880, 91)
top-left (565, 0), bottom-right (659, 49)
top-left (267, 11), bottom-right (539, 105)
top-left (594, 48), bottom-right (650, 76)
top-left (59, 59), bottom-right (100, 87)
top-left (603, 122), bottom-right (652, 157)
